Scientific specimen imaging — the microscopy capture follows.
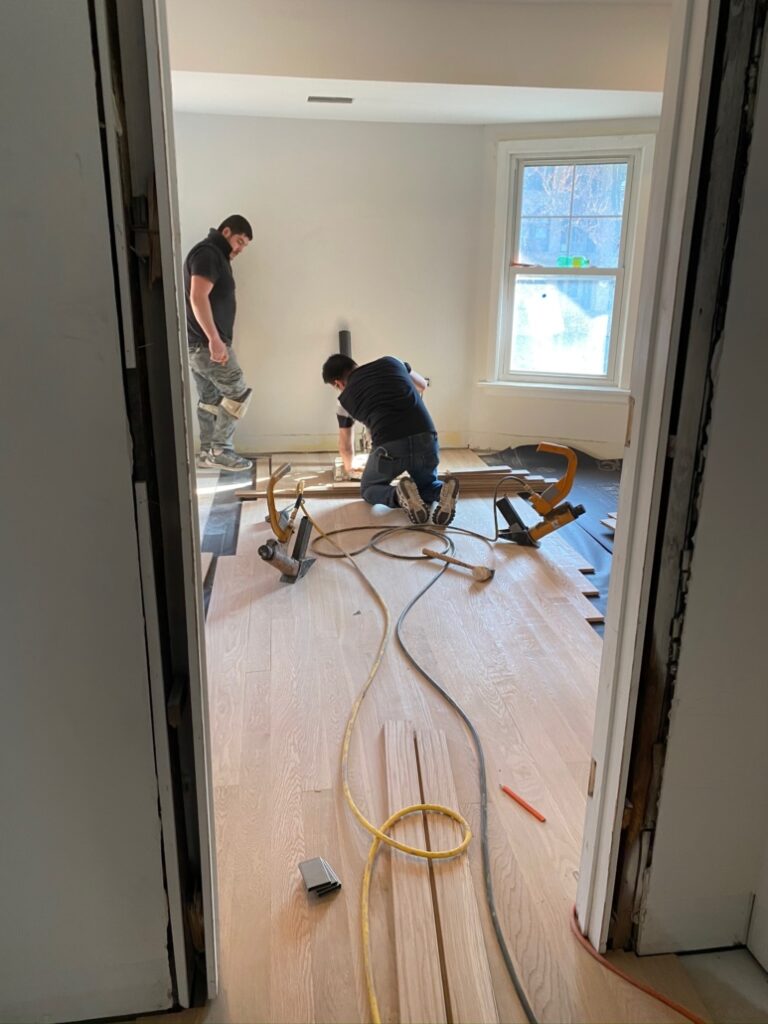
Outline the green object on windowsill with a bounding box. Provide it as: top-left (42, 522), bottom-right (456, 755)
top-left (556, 255), bottom-right (591, 268)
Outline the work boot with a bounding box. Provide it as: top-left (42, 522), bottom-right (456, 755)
top-left (432, 475), bottom-right (460, 527)
top-left (196, 447), bottom-right (214, 469)
top-left (205, 449), bottom-right (253, 473)
top-left (395, 477), bottom-right (429, 525)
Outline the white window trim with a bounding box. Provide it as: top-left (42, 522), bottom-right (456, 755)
top-left (475, 380), bottom-right (631, 405)
top-left (486, 134), bottom-right (655, 391)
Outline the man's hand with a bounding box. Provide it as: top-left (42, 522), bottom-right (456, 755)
top-left (189, 275), bottom-right (229, 364)
top-left (409, 369), bottom-right (428, 395)
top-left (209, 337), bottom-right (229, 365)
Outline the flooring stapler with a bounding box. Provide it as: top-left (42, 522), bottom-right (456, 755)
top-left (258, 463), bottom-right (316, 583)
top-left (496, 443), bottom-right (585, 548)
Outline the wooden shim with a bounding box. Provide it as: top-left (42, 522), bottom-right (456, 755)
top-left (384, 721), bottom-right (447, 1024)
top-left (415, 729), bottom-right (499, 1024)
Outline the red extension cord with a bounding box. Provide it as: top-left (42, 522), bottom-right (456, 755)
top-left (570, 906), bottom-right (707, 1024)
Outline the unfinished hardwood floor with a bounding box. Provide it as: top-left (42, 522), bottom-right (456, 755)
top-left (151, 488), bottom-right (706, 1024)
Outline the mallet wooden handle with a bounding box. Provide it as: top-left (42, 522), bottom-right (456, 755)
top-left (422, 548), bottom-right (494, 582)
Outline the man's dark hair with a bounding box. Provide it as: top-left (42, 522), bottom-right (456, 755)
top-left (218, 214), bottom-right (253, 238)
top-left (322, 353), bottom-right (357, 383)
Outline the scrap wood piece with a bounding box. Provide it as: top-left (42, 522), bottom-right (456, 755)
top-left (416, 729), bottom-right (500, 1024)
top-left (384, 721), bottom-right (448, 1024)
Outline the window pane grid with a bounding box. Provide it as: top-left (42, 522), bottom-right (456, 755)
top-left (515, 159), bottom-right (629, 270)
top-left (504, 156), bottom-right (633, 381)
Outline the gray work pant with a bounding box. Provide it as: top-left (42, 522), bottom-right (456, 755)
top-left (188, 345), bottom-right (249, 450)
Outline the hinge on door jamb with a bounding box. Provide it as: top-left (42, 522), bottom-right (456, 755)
top-left (624, 396), bottom-right (635, 448)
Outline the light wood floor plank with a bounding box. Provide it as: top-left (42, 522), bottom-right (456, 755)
top-left (268, 614), bottom-right (317, 1024)
top-left (302, 789), bottom-right (361, 1023)
top-left (384, 720), bottom-right (447, 1024)
top-left (416, 728), bottom-right (500, 1024)
top-left (206, 554), bottom-right (255, 787)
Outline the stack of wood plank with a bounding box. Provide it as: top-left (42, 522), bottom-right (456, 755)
top-left (442, 464), bottom-right (554, 496)
top-left (235, 449), bottom-right (556, 501)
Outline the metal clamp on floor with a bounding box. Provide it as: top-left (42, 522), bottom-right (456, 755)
top-left (298, 857), bottom-right (341, 897)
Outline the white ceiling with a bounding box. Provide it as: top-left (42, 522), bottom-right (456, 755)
top-left (171, 72), bottom-right (663, 125)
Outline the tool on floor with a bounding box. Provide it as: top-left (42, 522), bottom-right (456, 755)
top-left (258, 463), bottom-right (316, 583)
top-left (500, 784), bottom-right (546, 823)
top-left (422, 547), bottom-right (495, 582)
top-left (496, 443), bottom-right (585, 547)
top-left (298, 856), bottom-right (342, 897)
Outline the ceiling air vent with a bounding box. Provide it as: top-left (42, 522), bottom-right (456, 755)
top-left (307, 95), bottom-right (354, 104)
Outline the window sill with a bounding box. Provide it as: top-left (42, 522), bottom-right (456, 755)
top-left (477, 380), bottom-right (631, 403)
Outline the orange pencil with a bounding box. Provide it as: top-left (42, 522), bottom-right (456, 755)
top-left (500, 784), bottom-right (546, 823)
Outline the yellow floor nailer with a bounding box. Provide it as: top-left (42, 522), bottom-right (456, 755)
top-left (496, 443), bottom-right (585, 546)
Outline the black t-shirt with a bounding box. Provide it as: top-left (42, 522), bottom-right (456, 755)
top-left (184, 229), bottom-right (236, 346)
top-left (336, 357), bottom-right (436, 446)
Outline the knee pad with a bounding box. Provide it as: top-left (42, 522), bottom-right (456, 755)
top-left (220, 387), bottom-right (252, 420)
top-left (198, 400), bottom-right (221, 417)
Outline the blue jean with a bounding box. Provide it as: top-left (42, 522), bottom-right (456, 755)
top-left (188, 345), bottom-right (249, 450)
top-left (361, 432), bottom-right (443, 508)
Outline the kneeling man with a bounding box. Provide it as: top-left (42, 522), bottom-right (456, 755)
top-left (321, 354), bottom-right (459, 526)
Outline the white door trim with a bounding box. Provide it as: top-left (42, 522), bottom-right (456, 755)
top-left (576, 0), bottom-right (716, 948)
top-left (143, 0), bottom-right (219, 996)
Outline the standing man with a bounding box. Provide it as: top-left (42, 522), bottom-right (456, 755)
top-left (184, 215), bottom-right (254, 472)
top-left (321, 354), bottom-right (459, 526)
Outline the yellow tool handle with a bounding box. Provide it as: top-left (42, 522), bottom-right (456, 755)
top-left (267, 463), bottom-right (293, 542)
top-left (530, 443), bottom-right (578, 515)
top-left (529, 505), bottom-right (578, 542)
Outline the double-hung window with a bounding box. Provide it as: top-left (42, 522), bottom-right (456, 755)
top-left (493, 135), bottom-right (654, 389)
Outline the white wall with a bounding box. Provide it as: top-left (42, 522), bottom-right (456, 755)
top-left (174, 113), bottom-right (484, 451)
top-left (174, 113), bottom-right (659, 457)
top-left (637, 54), bottom-right (768, 955)
top-left (167, 0), bottom-right (671, 93)
top-left (0, 2), bottom-right (172, 1018)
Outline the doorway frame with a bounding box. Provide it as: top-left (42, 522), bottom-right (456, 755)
top-left (140, 0), bottom-right (220, 999)
top-left (576, 0), bottom-right (717, 948)
top-left (145, 0), bottom-right (721, 963)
